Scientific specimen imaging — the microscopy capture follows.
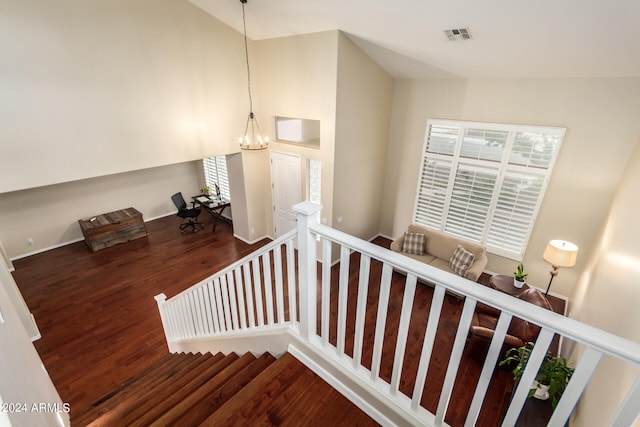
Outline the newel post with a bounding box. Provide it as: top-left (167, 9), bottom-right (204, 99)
top-left (293, 202), bottom-right (322, 340)
top-left (154, 293), bottom-right (170, 343)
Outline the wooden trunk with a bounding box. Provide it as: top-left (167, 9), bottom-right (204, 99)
top-left (78, 208), bottom-right (148, 252)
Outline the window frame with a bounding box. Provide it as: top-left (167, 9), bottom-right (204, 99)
top-left (413, 119), bottom-right (566, 260)
top-left (203, 155), bottom-right (231, 201)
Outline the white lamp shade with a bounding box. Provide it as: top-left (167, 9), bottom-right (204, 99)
top-left (543, 240), bottom-right (578, 267)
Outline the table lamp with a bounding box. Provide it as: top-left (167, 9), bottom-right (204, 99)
top-left (543, 240), bottom-right (578, 296)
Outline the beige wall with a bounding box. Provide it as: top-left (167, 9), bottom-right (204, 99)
top-left (240, 151), bottom-right (272, 241)
top-left (568, 139), bottom-right (640, 426)
top-left (0, 0), bottom-right (270, 257)
top-left (253, 30), bottom-right (393, 241)
top-left (0, 162), bottom-right (200, 258)
top-left (255, 31), bottom-right (339, 232)
top-left (333, 33), bottom-right (393, 240)
top-left (0, 0), bottom-right (246, 193)
top-left (381, 78), bottom-right (640, 297)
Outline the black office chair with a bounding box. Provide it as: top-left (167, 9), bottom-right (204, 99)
top-left (170, 192), bottom-right (203, 233)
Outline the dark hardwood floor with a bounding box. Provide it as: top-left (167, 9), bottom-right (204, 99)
top-left (12, 214), bottom-right (565, 426)
top-left (12, 215), bottom-right (270, 421)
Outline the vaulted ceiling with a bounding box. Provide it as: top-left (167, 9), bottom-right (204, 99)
top-left (190, 0), bottom-right (640, 79)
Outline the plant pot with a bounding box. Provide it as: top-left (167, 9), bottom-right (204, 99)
top-left (514, 278), bottom-right (525, 288)
top-left (533, 382), bottom-right (550, 400)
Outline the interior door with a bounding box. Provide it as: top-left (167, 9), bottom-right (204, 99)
top-left (270, 151), bottom-right (302, 237)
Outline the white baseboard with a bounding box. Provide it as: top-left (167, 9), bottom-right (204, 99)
top-left (10, 213), bottom-right (176, 262)
top-left (11, 238), bottom-right (86, 261)
top-left (232, 233), bottom-right (272, 245)
top-left (29, 313), bottom-right (42, 342)
top-left (376, 233), bottom-right (396, 241)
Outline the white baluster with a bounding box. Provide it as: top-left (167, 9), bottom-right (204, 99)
top-left (286, 239), bottom-right (297, 326)
top-left (243, 262), bottom-right (255, 328)
top-left (262, 252), bottom-right (274, 325)
top-left (321, 237), bottom-right (332, 345)
top-left (352, 254), bottom-right (371, 369)
top-left (274, 245), bottom-right (285, 324)
top-left (371, 263), bottom-right (392, 379)
top-left (337, 246), bottom-right (351, 356)
top-left (252, 257), bottom-right (264, 327)
top-left (207, 281), bottom-right (220, 333)
top-left (412, 285), bottom-right (446, 410)
top-left (390, 273), bottom-right (417, 395)
top-left (235, 268), bottom-right (247, 329)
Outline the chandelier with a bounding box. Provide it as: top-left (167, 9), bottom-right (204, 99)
top-left (238, 0), bottom-right (268, 150)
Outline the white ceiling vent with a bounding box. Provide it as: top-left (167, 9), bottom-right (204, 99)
top-left (444, 28), bottom-right (472, 41)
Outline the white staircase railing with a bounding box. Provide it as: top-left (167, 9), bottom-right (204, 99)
top-left (155, 229), bottom-right (298, 343)
top-left (155, 202), bottom-right (640, 427)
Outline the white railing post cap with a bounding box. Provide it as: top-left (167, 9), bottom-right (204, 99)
top-left (154, 293), bottom-right (167, 303)
top-left (292, 201), bottom-right (322, 216)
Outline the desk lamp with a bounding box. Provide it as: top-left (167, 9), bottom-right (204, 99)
top-left (543, 240), bottom-right (578, 296)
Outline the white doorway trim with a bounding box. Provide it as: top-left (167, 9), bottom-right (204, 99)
top-left (270, 151), bottom-right (302, 238)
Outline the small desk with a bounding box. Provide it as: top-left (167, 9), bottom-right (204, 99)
top-left (490, 274), bottom-right (529, 296)
top-left (192, 195), bottom-right (231, 232)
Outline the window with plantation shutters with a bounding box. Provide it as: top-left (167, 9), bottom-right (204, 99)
top-left (414, 119), bottom-right (565, 260)
top-left (203, 156), bottom-right (230, 200)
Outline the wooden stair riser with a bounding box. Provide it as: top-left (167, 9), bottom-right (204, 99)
top-left (82, 353), bottom-right (214, 426)
top-left (199, 352), bottom-right (297, 426)
top-left (75, 353), bottom-right (195, 425)
top-left (175, 353), bottom-right (277, 425)
top-left (125, 352), bottom-right (242, 426)
top-left (148, 352), bottom-right (258, 426)
top-left (75, 351), bottom-right (377, 427)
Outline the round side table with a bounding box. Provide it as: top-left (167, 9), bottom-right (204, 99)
top-left (489, 274), bottom-right (529, 296)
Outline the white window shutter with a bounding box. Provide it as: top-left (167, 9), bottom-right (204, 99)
top-left (414, 158), bottom-right (452, 229)
top-left (414, 119), bottom-right (565, 260)
top-left (444, 162), bottom-right (497, 242)
top-left (203, 156), bottom-right (231, 201)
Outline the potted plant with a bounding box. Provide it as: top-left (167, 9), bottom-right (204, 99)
top-left (499, 342), bottom-right (575, 409)
top-left (514, 263), bottom-right (528, 288)
top-left (200, 185), bottom-right (211, 196)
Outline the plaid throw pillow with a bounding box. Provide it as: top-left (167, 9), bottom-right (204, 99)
top-left (401, 232), bottom-right (426, 255)
top-left (449, 245), bottom-right (476, 276)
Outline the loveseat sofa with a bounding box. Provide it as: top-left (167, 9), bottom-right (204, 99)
top-left (390, 224), bottom-right (488, 282)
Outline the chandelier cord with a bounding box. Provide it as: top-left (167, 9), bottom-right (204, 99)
top-left (241, 0), bottom-right (254, 115)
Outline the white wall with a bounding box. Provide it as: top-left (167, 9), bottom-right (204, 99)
top-left (381, 78), bottom-right (640, 297)
top-left (0, 0), bottom-right (247, 193)
top-left (0, 259), bottom-right (68, 427)
top-left (0, 250), bottom-right (39, 339)
top-left (567, 139), bottom-right (640, 426)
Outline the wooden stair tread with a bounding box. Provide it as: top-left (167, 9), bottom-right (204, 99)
top-left (75, 351), bottom-right (377, 426)
top-left (74, 352), bottom-right (209, 425)
top-left (115, 351), bottom-right (232, 426)
top-left (218, 354), bottom-right (379, 426)
top-left (200, 352), bottom-right (298, 426)
top-left (148, 352), bottom-right (258, 426)
top-left (175, 352), bottom-right (277, 425)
